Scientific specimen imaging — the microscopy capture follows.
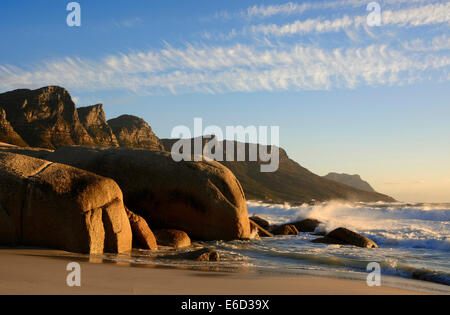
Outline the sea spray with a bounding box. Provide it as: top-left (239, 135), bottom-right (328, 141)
top-left (247, 200), bottom-right (450, 250)
top-left (99, 201), bottom-right (449, 290)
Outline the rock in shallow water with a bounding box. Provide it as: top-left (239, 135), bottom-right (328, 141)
top-left (291, 218), bottom-right (322, 233)
top-left (312, 227), bottom-right (378, 248)
top-left (249, 215), bottom-right (270, 229)
top-left (270, 224), bottom-right (299, 236)
top-left (249, 219), bottom-right (274, 238)
top-left (158, 248), bottom-right (220, 262)
top-left (153, 229), bottom-right (191, 248)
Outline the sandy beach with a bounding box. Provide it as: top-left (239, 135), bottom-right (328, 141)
top-left (0, 248), bottom-right (430, 295)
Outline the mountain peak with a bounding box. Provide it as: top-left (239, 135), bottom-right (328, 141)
top-left (107, 114), bottom-right (163, 150)
top-left (78, 104), bottom-right (118, 147)
top-left (0, 86), bottom-right (93, 149)
top-left (323, 172), bottom-right (376, 193)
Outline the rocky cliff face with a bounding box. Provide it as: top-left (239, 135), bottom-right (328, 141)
top-left (0, 87), bottom-right (163, 150)
top-left (78, 104), bottom-right (119, 147)
top-left (0, 108), bottom-right (28, 147)
top-left (323, 173), bottom-right (376, 193)
top-left (108, 115), bottom-right (163, 150)
top-left (0, 86), bottom-right (94, 149)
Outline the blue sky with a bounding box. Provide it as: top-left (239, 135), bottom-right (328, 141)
top-left (0, 0), bottom-right (449, 202)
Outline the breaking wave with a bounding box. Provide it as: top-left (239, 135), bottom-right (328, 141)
top-left (247, 200), bottom-right (450, 251)
top-left (243, 200), bottom-right (450, 288)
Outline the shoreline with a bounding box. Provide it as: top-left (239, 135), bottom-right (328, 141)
top-left (0, 248), bottom-right (440, 295)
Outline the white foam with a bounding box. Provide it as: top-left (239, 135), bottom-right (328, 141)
top-left (247, 200), bottom-right (450, 251)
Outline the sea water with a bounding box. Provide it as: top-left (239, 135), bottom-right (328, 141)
top-left (244, 201), bottom-right (450, 287)
top-left (100, 201), bottom-right (450, 293)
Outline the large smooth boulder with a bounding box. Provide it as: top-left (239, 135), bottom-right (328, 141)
top-left (0, 151), bottom-right (132, 254)
top-left (126, 208), bottom-right (158, 250)
top-left (153, 229), bottom-right (191, 248)
top-left (46, 146), bottom-right (251, 241)
top-left (0, 143), bottom-right (53, 161)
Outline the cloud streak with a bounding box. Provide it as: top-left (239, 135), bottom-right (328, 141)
top-left (403, 35), bottom-right (450, 52)
top-left (250, 2), bottom-right (450, 36)
top-left (1, 41), bottom-right (449, 95)
top-left (0, 1), bottom-right (448, 96)
top-left (245, 0), bottom-right (442, 18)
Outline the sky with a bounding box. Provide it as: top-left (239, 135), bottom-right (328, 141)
top-left (0, 0), bottom-right (449, 202)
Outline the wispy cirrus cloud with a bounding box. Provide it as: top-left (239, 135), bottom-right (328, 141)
top-left (245, 0), bottom-right (441, 18)
top-left (403, 34), bottom-right (450, 52)
top-left (0, 1), bottom-right (449, 96)
top-left (250, 2), bottom-right (450, 37)
top-left (208, 0), bottom-right (440, 20)
top-left (250, 14), bottom-right (363, 36)
top-left (1, 39), bottom-right (449, 95)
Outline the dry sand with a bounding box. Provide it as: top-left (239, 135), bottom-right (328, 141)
top-left (0, 248), bottom-right (430, 295)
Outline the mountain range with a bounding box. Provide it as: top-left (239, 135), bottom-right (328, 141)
top-left (0, 86), bottom-right (395, 203)
top-left (0, 86), bottom-right (161, 150)
top-left (160, 137), bottom-right (395, 203)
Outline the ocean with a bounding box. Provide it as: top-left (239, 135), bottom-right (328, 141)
top-left (101, 201), bottom-right (450, 294)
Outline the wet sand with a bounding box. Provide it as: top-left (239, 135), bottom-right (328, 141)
top-left (0, 248), bottom-right (429, 295)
